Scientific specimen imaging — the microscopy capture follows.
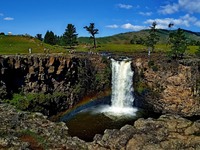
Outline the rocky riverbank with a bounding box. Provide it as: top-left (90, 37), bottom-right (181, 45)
top-left (1, 103), bottom-right (200, 149)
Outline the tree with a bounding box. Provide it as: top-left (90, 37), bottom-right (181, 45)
top-left (168, 28), bottom-right (188, 59)
top-left (145, 21), bottom-right (159, 54)
top-left (168, 23), bottom-right (174, 28)
top-left (167, 22), bottom-right (174, 45)
top-left (63, 24), bottom-right (78, 48)
top-left (0, 32), bottom-right (5, 35)
top-left (44, 30), bottom-right (56, 45)
top-left (35, 34), bottom-right (43, 41)
top-left (84, 23), bottom-right (99, 49)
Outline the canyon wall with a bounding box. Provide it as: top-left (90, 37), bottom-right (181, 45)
top-left (133, 55), bottom-right (200, 117)
top-left (0, 54), bottom-right (111, 116)
top-left (1, 53), bottom-right (200, 117)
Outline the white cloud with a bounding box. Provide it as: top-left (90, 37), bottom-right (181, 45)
top-left (145, 14), bottom-right (198, 29)
top-left (195, 21), bottom-right (200, 27)
top-left (117, 3), bottom-right (133, 9)
top-left (106, 24), bottom-right (119, 28)
top-left (180, 14), bottom-right (197, 26)
top-left (179, 0), bottom-right (200, 13)
top-left (159, 3), bottom-right (179, 14)
top-left (159, 0), bottom-right (200, 14)
top-left (4, 17), bottom-right (14, 21)
top-left (139, 11), bottom-right (152, 16)
top-left (121, 23), bottom-right (145, 31)
top-left (145, 18), bottom-right (173, 29)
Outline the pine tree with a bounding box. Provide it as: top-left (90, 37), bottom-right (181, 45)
top-left (168, 28), bottom-right (188, 59)
top-left (35, 34), bottom-right (43, 41)
top-left (84, 23), bottom-right (99, 49)
top-left (44, 31), bottom-right (56, 45)
top-left (145, 21), bottom-right (159, 53)
top-left (63, 24), bottom-right (78, 48)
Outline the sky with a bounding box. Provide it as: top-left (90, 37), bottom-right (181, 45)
top-left (0, 0), bottom-right (200, 37)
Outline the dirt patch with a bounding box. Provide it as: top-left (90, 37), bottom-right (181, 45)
top-left (20, 135), bottom-right (44, 150)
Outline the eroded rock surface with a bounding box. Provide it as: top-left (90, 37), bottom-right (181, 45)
top-left (0, 104), bottom-right (87, 150)
top-left (90, 114), bottom-right (200, 150)
top-left (1, 104), bottom-right (200, 150)
top-left (133, 57), bottom-right (200, 117)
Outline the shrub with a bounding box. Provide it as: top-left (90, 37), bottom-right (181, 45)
top-left (7, 93), bottom-right (32, 110)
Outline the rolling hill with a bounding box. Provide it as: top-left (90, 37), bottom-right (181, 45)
top-left (78, 29), bottom-right (200, 45)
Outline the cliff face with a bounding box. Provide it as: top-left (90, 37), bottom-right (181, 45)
top-left (0, 54), bottom-right (111, 116)
top-left (133, 56), bottom-right (200, 117)
top-left (1, 53), bottom-right (200, 117)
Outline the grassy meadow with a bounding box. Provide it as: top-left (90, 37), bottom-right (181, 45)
top-left (0, 34), bottom-right (199, 55)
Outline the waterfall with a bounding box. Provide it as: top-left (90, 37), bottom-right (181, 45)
top-left (100, 58), bottom-right (137, 117)
top-left (111, 59), bottom-right (134, 108)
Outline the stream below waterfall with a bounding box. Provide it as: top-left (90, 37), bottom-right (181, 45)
top-left (61, 97), bottom-right (158, 142)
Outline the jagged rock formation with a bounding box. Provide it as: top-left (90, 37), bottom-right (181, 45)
top-left (133, 56), bottom-right (200, 117)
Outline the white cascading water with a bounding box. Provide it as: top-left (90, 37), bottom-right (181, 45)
top-left (100, 58), bottom-right (137, 117)
top-left (111, 59), bottom-right (134, 108)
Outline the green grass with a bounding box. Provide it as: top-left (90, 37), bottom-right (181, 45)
top-left (95, 43), bottom-right (198, 54)
top-left (187, 46), bottom-right (199, 54)
top-left (96, 44), bottom-right (146, 53)
top-left (0, 35), bottom-right (67, 54)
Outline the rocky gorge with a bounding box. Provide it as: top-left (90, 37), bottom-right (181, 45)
top-left (1, 53), bottom-right (200, 149)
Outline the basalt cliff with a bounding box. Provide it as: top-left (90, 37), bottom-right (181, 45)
top-left (0, 54), bottom-right (111, 116)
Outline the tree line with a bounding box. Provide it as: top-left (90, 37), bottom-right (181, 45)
top-left (35, 23), bottom-right (99, 49)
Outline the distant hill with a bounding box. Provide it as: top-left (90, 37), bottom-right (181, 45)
top-left (78, 29), bottom-right (200, 45)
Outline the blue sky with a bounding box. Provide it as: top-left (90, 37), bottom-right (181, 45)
top-left (0, 0), bottom-right (200, 37)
